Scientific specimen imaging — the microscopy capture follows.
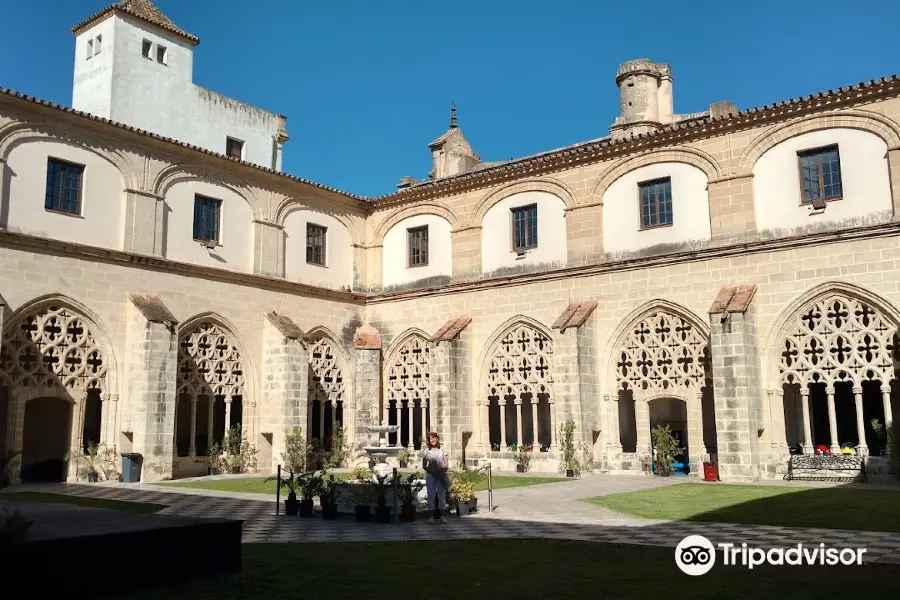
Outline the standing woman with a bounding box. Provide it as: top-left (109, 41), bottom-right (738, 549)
top-left (422, 431), bottom-right (450, 523)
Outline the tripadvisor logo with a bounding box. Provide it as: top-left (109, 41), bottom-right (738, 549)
top-left (675, 535), bottom-right (867, 575)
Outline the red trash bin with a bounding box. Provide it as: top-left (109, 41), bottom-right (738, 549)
top-left (702, 461), bottom-right (718, 481)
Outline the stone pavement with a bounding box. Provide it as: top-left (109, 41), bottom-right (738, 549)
top-left (4, 476), bottom-right (900, 565)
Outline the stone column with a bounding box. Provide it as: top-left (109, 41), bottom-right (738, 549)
top-left (261, 313), bottom-right (309, 474)
top-left (451, 227), bottom-right (482, 279)
top-left (515, 400), bottom-right (524, 446)
top-left (225, 399), bottom-right (232, 431)
top-left (499, 400), bottom-right (507, 447)
top-left (708, 284), bottom-right (763, 481)
top-left (124, 294), bottom-right (178, 482)
top-left (882, 385), bottom-right (894, 428)
top-left (189, 396), bottom-right (198, 457)
top-left (800, 387), bottom-right (813, 453)
top-left (122, 189), bottom-right (166, 256)
top-left (530, 401), bottom-right (538, 445)
top-left (853, 387), bottom-right (868, 455)
top-left (0, 158), bottom-right (7, 228)
top-left (635, 393), bottom-right (651, 457)
top-left (826, 386), bottom-right (839, 453)
top-left (707, 174), bottom-right (757, 244)
top-left (253, 220), bottom-right (284, 279)
top-left (888, 148), bottom-right (900, 220)
top-left (353, 324), bottom-right (383, 448)
top-left (429, 318), bottom-right (471, 465)
top-left (685, 390), bottom-right (707, 475)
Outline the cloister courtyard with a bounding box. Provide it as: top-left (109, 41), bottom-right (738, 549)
top-left (2, 472), bottom-right (898, 598)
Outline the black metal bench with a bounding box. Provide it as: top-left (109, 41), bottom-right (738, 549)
top-left (785, 454), bottom-right (867, 483)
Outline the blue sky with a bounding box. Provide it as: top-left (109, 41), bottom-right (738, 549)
top-left (1, 0), bottom-right (898, 197)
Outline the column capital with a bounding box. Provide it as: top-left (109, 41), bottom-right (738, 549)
top-left (853, 386), bottom-right (863, 395)
top-left (800, 387), bottom-right (810, 397)
top-left (881, 384), bottom-right (892, 394)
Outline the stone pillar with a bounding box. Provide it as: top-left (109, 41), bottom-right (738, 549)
top-left (826, 386), bottom-right (840, 453)
top-left (887, 148), bottom-right (900, 220)
top-left (124, 294), bottom-right (178, 482)
top-left (882, 385), bottom-right (893, 429)
top-left (123, 189), bottom-right (166, 256)
top-left (707, 175), bottom-right (757, 244)
top-left (0, 158), bottom-right (7, 229)
top-left (253, 220), bottom-right (284, 279)
top-left (853, 387), bottom-right (868, 455)
top-left (353, 324), bottom-right (383, 448)
top-left (708, 284), bottom-right (763, 481)
top-left (429, 317), bottom-right (472, 465)
top-left (451, 227), bottom-right (481, 279)
top-left (800, 387), bottom-right (813, 453)
top-left (634, 393), bottom-right (651, 457)
top-left (261, 312), bottom-right (309, 474)
top-left (564, 204), bottom-right (604, 267)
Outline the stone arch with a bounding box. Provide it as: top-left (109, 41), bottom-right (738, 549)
top-left (372, 202), bottom-right (459, 246)
top-left (305, 326), bottom-right (349, 449)
top-left (764, 281), bottom-right (900, 389)
top-left (737, 110), bottom-right (900, 173)
top-left (273, 198), bottom-right (361, 246)
top-left (174, 313), bottom-right (256, 458)
top-left (765, 281), bottom-right (900, 454)
top-left (1, 294), bottom-right (119, 398)
top-left (478, 316), bottom-right (556, 453)
top-left (604, 299), bottom-right (711, 394)
top-left (589, 147), bottom-right (722, 204)
top-left (382, 327), bottom-right (432, 450)
top-left (605, 299), bottom-right (713, 466)
top-left (0, 120), bottom-right (138, 189)
top-left (468, 178), bottom-right (575, 228)
top-left (0, 295), bottom-right (119, 480)
top-left (152, 164), bottom-right (260, 215)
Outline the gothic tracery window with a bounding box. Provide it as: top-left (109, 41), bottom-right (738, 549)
top-left (176, 322), bottom-right (245, 456)
top-left (308, 335), bottom-right (345, 449)
top-left (615, 311), bottom-right (710, 392)
top-left (0, 304), bottom-right (108, 453)
top-left (485, 323), bottom-right (554, 451)
top-left (384, 333), bottom-right (430, 450)
top-left (779, 295), bottom-right (895, 387)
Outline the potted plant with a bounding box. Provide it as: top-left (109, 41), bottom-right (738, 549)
top-left (349, 464), bottom-right (372, 482)
top-left (515, 444), bottom-right (531, 473)
top-left (349, 481), bottom-right (374, 522)
top-left (558, 419), bottom-right (581, 477)
top-left (397, 471), bottom-right (424, 522)
top-left (651, 424), bottom-right (681, 477)
top-left (318, 473), bottom-right (340, 520)
top-left (65, 441), bottom-right (102, 482)
top-left (397, 448), bottom-right (410, 469)
top-left (1, 449), bottom-right (21, 489)
top-left (450, 464), bottom-right (486, 512)
top-left (0, 507), bottom-right (33, 545)
top-left (450, 479), bottom-right (475, 516)
top-left (267, 470), bottom-right (301, 515)
top-left (372, 471), bottom-right (392, 523)
top-left (297, 470), bottom-right (321, 517)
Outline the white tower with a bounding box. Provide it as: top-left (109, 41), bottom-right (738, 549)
top-left (70, 1), bottom-right (289, 171)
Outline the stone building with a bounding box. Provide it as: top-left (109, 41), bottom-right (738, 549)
top-left (1, 0), bottom-right (899, 483)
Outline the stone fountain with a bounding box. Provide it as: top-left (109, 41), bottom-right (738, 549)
top-left (362, 421), bottom-right (403, 481)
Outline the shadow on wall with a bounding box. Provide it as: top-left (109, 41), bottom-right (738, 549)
top-left (757, 211), bottom-right (893, 241)
top-left (371, 275), bottom-right (453, 295)
top-left (604, 239), bottom-right (711, 263)
top-left (339, 313), bottom-right (364, 350)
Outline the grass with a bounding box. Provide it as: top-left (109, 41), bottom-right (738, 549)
top-left (0, 491), bottom-right (166, 514)
top-left (587, 483), bottom-right (900, 533)
top-left (162, 473), bottom-right (568, 495)
top-left (121, 540), bottom-right (896, 599)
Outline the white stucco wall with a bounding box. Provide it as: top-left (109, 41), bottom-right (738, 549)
top-left (163, 180), bottom-right (253, 273)
top-left (602, 162), bottom-right (711, 254)
top-left (72, 19), bottom-right (116, 118)
top-left (481, 192), bottom-right (567, 274)
top-left (283, 209), bottom-right (353, 289)
top-left (382, 214), bottom-right (452, 287)
top-left (73, 14), bottom-right (283, 171)
top-left (3, 140), bottom-right (125, 250)
top-left (753, 128), bottom-right (892, 234)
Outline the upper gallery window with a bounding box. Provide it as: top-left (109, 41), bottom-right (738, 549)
top-left (511, 204), bottom-right (537, 253)
top-left (408, 226), bottom-right (429, 267)
top-left (45, 158), bottom-right (84, 215)
top-left (193, 195), bottom-right (222, 244)
top-left (798, 145), bottom-right (842, 204)
top-left (306, 223), bottom-right (327, 266)
top-left (639, 177), bottom-right (673, 229)
top-left (225, 137), bottom-right (244, 159)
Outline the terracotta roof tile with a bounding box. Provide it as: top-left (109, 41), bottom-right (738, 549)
top-left (73, 0), bottom-right (199, 45)
top-left (431, 316), bottom-right (472, 342)
top-left (709, 284), bottom-right (758, 315)
top-left (552, 300), bottom-right (598, 332)
top-left (128, 293), bottom-right (177, 325)
top-left (264, 312), bottom-right (305, 340)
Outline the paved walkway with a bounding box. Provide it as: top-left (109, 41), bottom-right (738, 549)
top-left (5, 476), bottom-right (900, 565)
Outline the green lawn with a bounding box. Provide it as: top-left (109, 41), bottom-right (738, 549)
top-left (588, 483), bottom-right (900, 533)
top-left (162, 474), bottom-right (568, 495)
top-left (0, 491), bottom-right (166, 514)
top-left (121, 540), bottom-right (895, 599)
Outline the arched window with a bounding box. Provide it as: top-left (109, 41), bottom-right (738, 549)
top-left (307, 335), bottom-right (346, 450)
top-left (383, 333), bottom-right (430, 450)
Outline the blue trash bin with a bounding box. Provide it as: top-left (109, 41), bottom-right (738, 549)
top-left (120, 453), bottom-right (143, 483)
